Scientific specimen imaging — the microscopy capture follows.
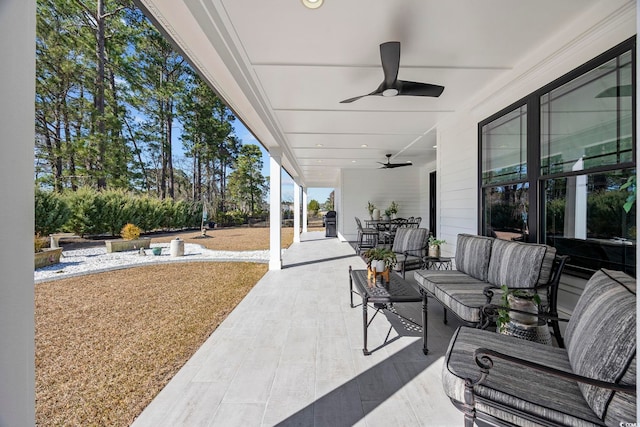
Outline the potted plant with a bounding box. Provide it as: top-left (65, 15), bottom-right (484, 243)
top-left (105, 223), bottom-right (151, 253)
top-left (387, 201), bottom-right (399, 219)
top-left (496, 285), bottom-right (541, 332)
top-left (363, 247), bottom-right (397, 272)
top-left (428, 236), bottom-right (446, 257)
top-left (367, 201), bottom-right (379, 220)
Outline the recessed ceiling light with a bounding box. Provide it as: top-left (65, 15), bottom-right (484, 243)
top-left (360, 144), bottom-right (368, 148)
top-left (302, 0), bottom-right (323, 9)
top-left (433, 145), bottom-right (438, 149)
top-left (317, 160), bottom-right (323, 163)
top-left (351, 160), bottom-right (356, 163)
top-left (316, 144), bottom-right (323, 147)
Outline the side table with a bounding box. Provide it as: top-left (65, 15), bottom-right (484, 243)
top-left (423, 256), bottom-right (453, 325)
top-left (501, 320), bottom-right (553, 345)
top-left (423, 256), bottom-right (452, 270)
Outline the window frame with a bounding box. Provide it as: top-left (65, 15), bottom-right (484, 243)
top-left (478, 36), bottom-right (636, 270)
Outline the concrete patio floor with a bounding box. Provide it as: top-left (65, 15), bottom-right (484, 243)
top-left (132, 231), bottom-right (465, 426)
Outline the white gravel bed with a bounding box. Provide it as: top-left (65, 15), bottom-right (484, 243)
top-left (35, 243), bottom-right (271, 283)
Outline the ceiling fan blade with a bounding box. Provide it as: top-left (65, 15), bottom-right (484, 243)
top-left (387, 162), bottom-right (412, 168)
top-left (340, 94), bottom-right (368, 104)
top-left (397, 80), bottom-right (444, 97)
top-left (340, 90), bottom-right (383, 104)
top-left (380, 41), bottom-right (400, 88)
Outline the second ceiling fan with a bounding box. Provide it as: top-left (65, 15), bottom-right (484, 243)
top-left (379, 153), bottom-right (412, 169)
top-left (340, 41), bottom-right (445, 104)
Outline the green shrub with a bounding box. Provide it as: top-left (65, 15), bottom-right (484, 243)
top-left (63, 187), bottom-right (103, 236)
top-left (101, 189), bottom-right (132, 236)
top-left (214, 210), bottom-right (246, 227)
top-left (45, 186), bottom-right (203, 237)
top-left (35, 188), bottom-right (71, 236)
top-left (127, 196), bottom-right (162, 232)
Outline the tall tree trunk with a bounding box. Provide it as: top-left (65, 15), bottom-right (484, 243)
top-left (167, 99), bottom-right (174, 198)
top-left (94, 0), bottom-right (107, 189)
top-left (62, 95), bottom-right (76, 191)
top-left (192, 153), bottom-right (197, 201)
top-left (123, 117), bottom-right (150, 192)
top-left (159, 98), bottom-right (167, 199)
top-left (53, 98), bottom-right (63, 192)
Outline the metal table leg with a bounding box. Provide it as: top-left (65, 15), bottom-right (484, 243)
top-left (349, 266), bottom-right (355, 308)
top-left (422, 292), bottom-right (429, 355)
top-left (362, 296), bottom-right (370, 355)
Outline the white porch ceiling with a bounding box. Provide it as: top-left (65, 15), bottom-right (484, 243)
top-left (136, 0), bottom-right (606, 187)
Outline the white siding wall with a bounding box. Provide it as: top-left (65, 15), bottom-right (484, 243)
top-left (339, 167), bottom-right (428, 241)
top-left (436, 1), bottom-right (636, 312)
top-left (437, 112), bottom-right (478, 258)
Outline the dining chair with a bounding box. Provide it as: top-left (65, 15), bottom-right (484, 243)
top-left (355, 217), bottom-right (378, 254)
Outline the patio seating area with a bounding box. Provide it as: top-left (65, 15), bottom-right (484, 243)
top-left (132, 231), bottom-right (464, 426)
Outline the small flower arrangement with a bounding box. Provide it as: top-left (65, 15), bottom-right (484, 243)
top-left (388, 201), bottom-right (399, 215)
top-left (428, 236), bottom-right (446, 246)
top-left (121, 223), bottom-right (142, 240)
top-left (367, 201), bottom-right (376, 216)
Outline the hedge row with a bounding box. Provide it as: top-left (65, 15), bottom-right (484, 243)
top-left (35, 187), bottom-right (204, 237)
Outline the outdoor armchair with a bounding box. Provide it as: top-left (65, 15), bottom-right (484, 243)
top-left (391, 227), bottom-right (429, 278)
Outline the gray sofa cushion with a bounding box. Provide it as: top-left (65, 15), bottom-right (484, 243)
top-left (443, 327), bottom-right (603, 426)
top-left (565, 269), bottom-right (636, 423)
top-left (414, 270), bottom-right (488, 323)
top-left (454, 234), bottom-right (493, 281)
top-left (487, 239), bottom-right (551, 289)
top-left (392, 254), bottom-right (422, 271)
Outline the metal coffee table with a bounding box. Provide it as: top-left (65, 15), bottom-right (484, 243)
top-left (349, 266), bottom-right (427, 355)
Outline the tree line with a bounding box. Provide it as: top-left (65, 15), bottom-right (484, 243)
top-left (35, 0), bottom-right (267, 221)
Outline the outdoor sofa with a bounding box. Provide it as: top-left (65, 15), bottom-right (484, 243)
top-left (414, 234), bottom-right (568, 353)
top-left (442, 268), bottom-right (636, 426)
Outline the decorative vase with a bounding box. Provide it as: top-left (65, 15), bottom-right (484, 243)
top-left (372, 208), bottom-right (380, 220)
top-left (373, 260), bottom-right (386, 272)
top-left (428, 245), bottom-right (440, 258)
top-left (152, 247), bottom-right (162, 256)
top-left (506, 294), bottom-right (538, 325)
top-left (391, 213), bottom-right (397, 220)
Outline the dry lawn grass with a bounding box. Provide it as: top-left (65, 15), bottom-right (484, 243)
top-left (150, 227), bottom-right (294, 251)
top-left (35, 229), bottom-right (276, 426)
top-left (36, 263), bottom-right (267, 426)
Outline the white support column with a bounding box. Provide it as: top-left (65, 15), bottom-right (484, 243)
top-left (1, 0), bottom-right (36, 425)
top-left (269, 150), bottom-right (282, 270)
top-left (302, 188), bottom-right (309, 232)
top-left (293, 181), bottom-right (301, 243)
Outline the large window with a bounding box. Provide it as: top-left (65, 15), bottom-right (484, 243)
top-left (479, 38), bottom-right (636, 277)
top-left (481, 105), bottom-right (529, 241)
